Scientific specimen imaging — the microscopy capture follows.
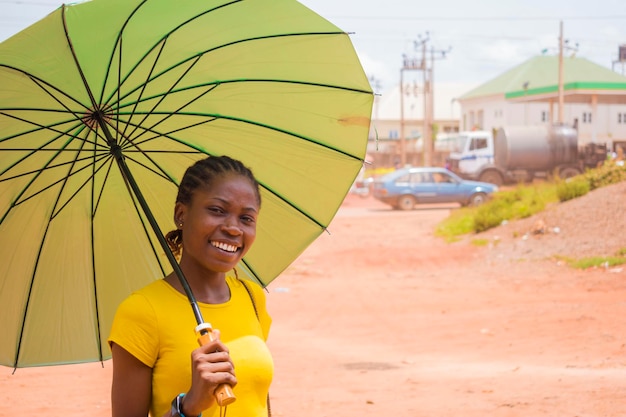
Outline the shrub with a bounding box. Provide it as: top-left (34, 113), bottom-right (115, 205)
top-left (471, 184), bottom-right (553, 233)
top-left (473, 204), bottom-right (505, 232)
top-left (436, 163), bottom-right (625, 240)
top-left (556, 177), bottom-right (590, 202)
top-left (583, 160), bottom-right (626, 190)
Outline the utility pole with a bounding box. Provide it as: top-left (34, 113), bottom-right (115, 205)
top-left (558, 20), bottom-right (564, 125)
top-left (399, 35), bottom-right (427, 168)
top-left (555, 21), bottom-right (578, 126)
top-left (420, 38), bottom-right (429, 167)
top-left (425, 45), bottom-right (451, 166)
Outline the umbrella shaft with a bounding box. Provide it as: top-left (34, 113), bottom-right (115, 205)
top-left (110, 146), bottom-right (205, 326)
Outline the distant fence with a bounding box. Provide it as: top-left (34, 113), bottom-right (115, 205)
top-left (366, 150), bottom-right (450, 171)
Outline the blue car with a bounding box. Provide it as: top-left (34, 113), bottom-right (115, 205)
top-left (372, 167), bottom-right (498, 210)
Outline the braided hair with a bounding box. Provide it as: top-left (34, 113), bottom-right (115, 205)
top-left (165, 155), bottom-right (261, 258)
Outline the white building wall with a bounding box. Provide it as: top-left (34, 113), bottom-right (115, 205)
top-left (460, 96), bottom-right (626, 147)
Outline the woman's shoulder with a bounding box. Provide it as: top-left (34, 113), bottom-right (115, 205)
top-left (227, 275), bottom-right (265, 298)
top-left (118, 279), bottom-right (174, 309)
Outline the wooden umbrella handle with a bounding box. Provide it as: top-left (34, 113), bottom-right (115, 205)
top-left (197, 325), bottom-right (236, 407)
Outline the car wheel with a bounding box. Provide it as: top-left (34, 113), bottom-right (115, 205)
top-left (469, 192), bottom-right (487, 206)
top-left (397, 195), bottom-right (416, 211)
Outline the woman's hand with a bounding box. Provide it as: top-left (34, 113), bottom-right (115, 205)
top-left (181, 330), bottom-right (237, 416)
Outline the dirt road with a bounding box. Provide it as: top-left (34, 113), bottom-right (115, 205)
top-left (1, 193), bottom-right (625, 416)
top-left (268, 194), bottom-right (626, 417)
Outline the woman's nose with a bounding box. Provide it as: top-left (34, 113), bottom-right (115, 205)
top-left (222, 218), bottom-right (242, 234)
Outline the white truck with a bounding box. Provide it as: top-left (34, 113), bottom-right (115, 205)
top-left (446, 125), bottom-right (607, 186)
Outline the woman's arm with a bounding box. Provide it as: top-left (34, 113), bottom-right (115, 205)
top-left (111, 342), bottom-right (154, 417)
top-left (111, 334), bottom-right (237, 417)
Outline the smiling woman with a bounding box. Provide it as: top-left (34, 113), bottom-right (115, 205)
top-left (109, 156), bottom-right (273, 417)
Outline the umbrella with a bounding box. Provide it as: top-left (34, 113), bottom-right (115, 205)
top-left (0, 0), bottom-right (373, 368)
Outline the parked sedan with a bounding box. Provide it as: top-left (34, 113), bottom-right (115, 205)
top-left (372, 167), bottom-right (498, 210)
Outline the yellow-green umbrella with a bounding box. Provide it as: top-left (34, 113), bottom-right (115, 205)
top-left (0, 0), bottom-right (373, 368)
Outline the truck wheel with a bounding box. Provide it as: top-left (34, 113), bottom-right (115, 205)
top-left (479, 170), bottom-right (503, 186)
top-left (397, 195), bottom-right (416, 211)
top-left (559, 167), bottom-right (581, 179)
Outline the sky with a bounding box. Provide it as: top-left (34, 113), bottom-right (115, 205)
top-left (1, 0), bottom-right (626, 98)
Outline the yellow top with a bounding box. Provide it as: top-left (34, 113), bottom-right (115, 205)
top-left (109, 276), bottom-right (273, 417)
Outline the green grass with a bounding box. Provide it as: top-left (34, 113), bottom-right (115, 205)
top-left (435, 181), bottom-right (558, 238)
top-left (553, 253), bottom-right (626, 270)
top-left (470, 238), bottom-right (491, 247)
top-left (435, 162), bottom-right (626, 240)
top-left (434, 163), bottom-right (626, 270)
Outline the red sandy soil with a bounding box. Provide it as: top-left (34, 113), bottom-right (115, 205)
top-left (2, 182), bottom-right (625, 417)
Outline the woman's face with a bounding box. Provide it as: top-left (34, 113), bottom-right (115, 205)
top-left (176, 173), bottom-right (259, 275)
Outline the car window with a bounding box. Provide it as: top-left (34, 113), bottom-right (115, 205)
top-left (394, 173), bottom-right (411, 185)
top-left (422, 173), bottom-right (434, 183)
top-left (410, 172), bottom-right (424, 184)
top-left (438, 172), bottom-right (455, 183)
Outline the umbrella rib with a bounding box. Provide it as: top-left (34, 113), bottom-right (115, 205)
top-left (111, 161), bottom-right (169, 278)
top-left (115, 77), bottom-right (371, 111)
top-left (102, 11), bottom-right (353, 107)
top-left (109, 109), bottom-right (351, 233)
top-left (238, 259), bottom-right (264, 287)
top-left (98, 0), bottom-right (149, 105)
top-left (60, 5), bottom-right (104, 136)
top-left (49, 155), bottom-right (112, 220)
top-left (100, 0), bottom-right (242, 107)
top-left (11, 127), bottom-right (96, 367)
top-left (0, 64), bottom-right (92, 113)
top-left (118, 37), bottom-right (169, 146)
top-left (119, 116), bottom-right (219, 148)
top-left (0, 127), bottom-right (105, 224)
top-left (0, 111), bottom-right (107, 153)
top-left (5, 148), bottom-right (109, 219)
top-left (138, 110), bottom-right (363, 160)
top-left (117, 153), bottom-right (179, 184)
top-left (91, 155), bottom-right (114, 218)
top-left (120, 55), bottom-right (213, 146)
top-left (12, 214), bottom-right (55, 368)
top-left (95, 101), bottom-right (214, 186)
top-left (0, 118), bottom-right (90, 179)
top-left (88, 134), bottom-right (103, 364)
top-left (0, 152), bottom-right (108, 185)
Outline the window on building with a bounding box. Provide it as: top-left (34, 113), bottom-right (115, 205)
top-left (582, 112), bottom-right (592, 123)
top-left (618, 113), bottom-right (626, 124)
top-left (541, 111), bottom-right (548, 122)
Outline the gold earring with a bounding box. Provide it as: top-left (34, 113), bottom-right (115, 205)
top-left (178, 222), bottom-right (183, 228)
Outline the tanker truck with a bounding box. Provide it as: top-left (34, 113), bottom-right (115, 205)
top-left (446, 125), bottom-right (608, 186)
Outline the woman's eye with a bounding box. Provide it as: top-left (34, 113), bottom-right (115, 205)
top-left (241, 215), bottom-right (256, 223)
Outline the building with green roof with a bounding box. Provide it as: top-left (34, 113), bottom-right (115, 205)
top-left (458, 55), bottom-right (626, 147)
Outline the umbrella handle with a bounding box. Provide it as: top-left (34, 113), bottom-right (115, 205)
top-left (196, 324), bottom-right (237, 407)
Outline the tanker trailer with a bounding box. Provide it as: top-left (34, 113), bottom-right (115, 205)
top-left (448, 126), bottom-right (607, 186)
top-left (493, 125), bottom-right (582, 183)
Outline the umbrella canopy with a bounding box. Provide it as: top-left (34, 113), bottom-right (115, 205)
top-left (0, 0), bottom-right (373, 368)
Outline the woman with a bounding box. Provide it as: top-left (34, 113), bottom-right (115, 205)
top-left (109, 156), bottom-right (272, 417)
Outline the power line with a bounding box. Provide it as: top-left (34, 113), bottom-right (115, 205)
top-left (0, 0), bottom-right (58, 5)
top-left (328, 15), bottom-right (626, 22)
